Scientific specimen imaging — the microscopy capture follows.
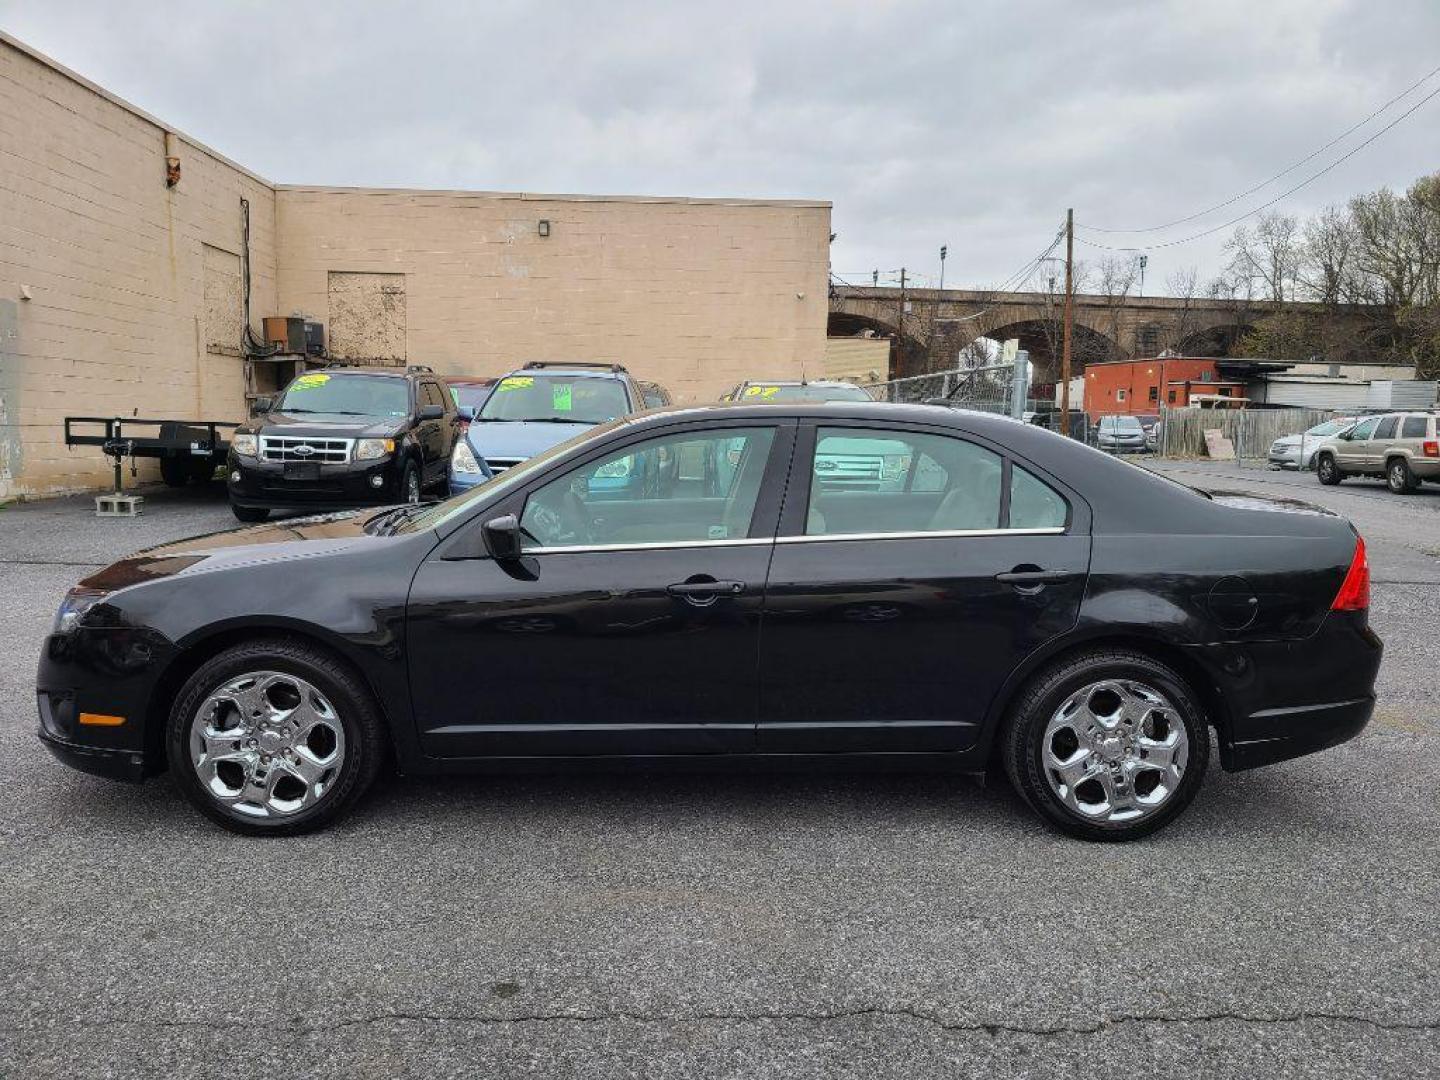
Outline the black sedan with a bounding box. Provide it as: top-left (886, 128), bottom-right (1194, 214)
top-left (37, 403), bottom-right (1381, 840)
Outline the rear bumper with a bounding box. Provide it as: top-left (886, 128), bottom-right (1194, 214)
top-left (1199, 610), bottom-right (1383, 772)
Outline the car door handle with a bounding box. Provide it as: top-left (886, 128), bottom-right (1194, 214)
top-left (994, 569), bottom-right (1075, 585)
top-left (667, 579), bottom-right (746, 598)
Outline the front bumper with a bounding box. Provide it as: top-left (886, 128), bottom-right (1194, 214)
top-left (38, 728), bottom-right (146, 782)
top-left (228, 452), bottom-right (403, 510)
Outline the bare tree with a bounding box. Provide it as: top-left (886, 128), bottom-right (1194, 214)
top-left (1224, 211), bottom-right (1301, 303)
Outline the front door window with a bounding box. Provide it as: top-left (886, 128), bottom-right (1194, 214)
top-left (520, 427), bottom-right (777, 549)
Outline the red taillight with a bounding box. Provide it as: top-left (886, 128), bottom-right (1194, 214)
top-left (1331, 536), bottom-right (1370, 612)
top-left (1423, 440), bottom-right (1438, 458)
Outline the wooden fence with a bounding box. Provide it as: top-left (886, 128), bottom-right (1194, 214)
top-left (1157, 407), bottom-right (1336, 462)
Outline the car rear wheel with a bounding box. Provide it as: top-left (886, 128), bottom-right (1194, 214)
top-left (166, 639), bottom-right (386, 835)
top-left (1001, 649), bottom-right (1209, 841)
top-left (1387, 457), bottom-right (1418, 494)
top-left (1317, 454), bottom-right (1343, 485)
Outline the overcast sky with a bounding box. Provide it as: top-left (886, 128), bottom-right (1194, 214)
top-left (4, 0), bottom-right (1439, 294)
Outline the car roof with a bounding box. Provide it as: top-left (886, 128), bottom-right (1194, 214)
top-left (499, 366), bottom-right (630, 379)
top-left (319, 367), bottom-right (413, 378)
top-left (737, 378), bottom-right (860, 387)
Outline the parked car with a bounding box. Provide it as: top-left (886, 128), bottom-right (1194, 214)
top-left (1095, 414), bottom-right (1148, 453)
top-left (41, 402), bottom-right (1380, 841)
top-left (1268, 418), bottom-right (1357, 470)
top-left (226, 366), bottom-right (459, 523)
top-left (636, 380), bottom-right (673, 408)
top-left (449, 362), bottom-right (643, 495)
top-left (442, 376), bottom-right (497, 434)
top-left (720, 379), bottom-right (873, 403)
top-left (1316, 412), bottom-right (1440, 492)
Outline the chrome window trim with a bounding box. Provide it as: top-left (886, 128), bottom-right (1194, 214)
top-left (524, 537), bottom-right (775, 555)
top-left (777, 526), bottom-right (1066, 544)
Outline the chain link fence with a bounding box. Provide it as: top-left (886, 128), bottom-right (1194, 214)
top-left (866, 359), bottom-right (1036, 416)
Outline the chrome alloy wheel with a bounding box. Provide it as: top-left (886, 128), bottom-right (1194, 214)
top-left (189, 671), bottom-right (346, 819)
top-left (1041, 679), bottom-right (1189, 824)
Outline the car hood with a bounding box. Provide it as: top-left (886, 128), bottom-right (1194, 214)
top-left (76, 510), bottom-right (391, 593)
top-left (239, 411), bottom-right (406, 439)
top-left (467, 419), bottom-right (594, 459)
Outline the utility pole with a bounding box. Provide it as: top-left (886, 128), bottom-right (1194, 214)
top-left (1061, 209), bottom-right (1074, 438)
top-left (894, 267), bottom-right (907, 379)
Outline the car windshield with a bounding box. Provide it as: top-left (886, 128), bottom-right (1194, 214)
top-left (739, 383), bottom-right (872, 402)
top-left (276, 373), bottom-right (410, 416)
top-left (1102, 416), bottom-right (1143, 432)
top-left (394, 419), bottom-right (629, 534)
top-left (479, 374), bottom-right (629, 424)
top-left (450, 384), bottom-right (493, 412)
top-left (1306, 419), bottom-right (1351, 437)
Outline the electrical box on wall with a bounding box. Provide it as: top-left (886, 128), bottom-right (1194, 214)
top-left (263, 317), bottom-right (326, 356)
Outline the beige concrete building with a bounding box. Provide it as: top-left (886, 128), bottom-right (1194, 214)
top-left (0, 32), bottom-right (830, 498)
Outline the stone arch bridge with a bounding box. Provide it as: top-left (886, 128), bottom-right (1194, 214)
top-left (829, 285), bottom-right (1381, 381)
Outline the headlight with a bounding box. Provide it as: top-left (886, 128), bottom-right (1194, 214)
top-left (356, 438), bottom-right (395, 461)
top-left (451, 439), bottom-right (484, 475)
top-left (53, 586), bottom-right (108, 634)
top-left (593, 455), bottom-right (634, 479)
top-left (232, 433), bottom-right (258, 457)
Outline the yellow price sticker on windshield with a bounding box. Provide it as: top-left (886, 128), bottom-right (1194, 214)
top-left (498, 376), bottom-right (534, 391)
top-left (743, 385), bottom-right (780, 399)
top-left (291, 373), bottom-right (330, 391)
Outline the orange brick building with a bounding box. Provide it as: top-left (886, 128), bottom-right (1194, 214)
top-left (1083, 357), bottom-right (1247, 420)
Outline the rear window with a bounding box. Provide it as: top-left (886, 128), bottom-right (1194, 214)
top-left (1401, 416), bottom-right (1429, 438)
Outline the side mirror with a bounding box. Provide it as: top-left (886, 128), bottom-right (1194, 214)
top-left (456, 405), bottom-right (476, 422)
top-left (482, 514), bottom-right (523, 561)
top-left (418, 404), bottom-right (445, 421)
top-left (250, 396), bottom-right (273, 416)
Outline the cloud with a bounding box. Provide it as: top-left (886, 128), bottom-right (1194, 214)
top-left (4, 0), bottom-right (1438, 292)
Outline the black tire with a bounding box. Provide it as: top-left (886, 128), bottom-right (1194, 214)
top-left (190, 458), bottom-right (219, 484)
top-left (1316, 453), bottom-right (1343, 485)
top-left (165, 638), bottom-right (387, 836)
top-left (1001, 649), bottom-right (1210, 842)
top-left (401, 459), bottom-right (422, 504)
top-left (231, 503), bottom-right (269, 523)
top-left (160, 456), bottom-right (191, 487)
top-left (1386, 457), bottom-right (1418, 494)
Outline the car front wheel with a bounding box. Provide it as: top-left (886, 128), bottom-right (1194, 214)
top-left (166, 638), bottom-right (387, 835)
top-left (1001, 649), bottom-right (1209, 841)
top-left (1316, 454), bottom-right (1343, 485)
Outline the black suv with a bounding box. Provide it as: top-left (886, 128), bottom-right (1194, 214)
top-left (227, 366), bottom-right (458, 522)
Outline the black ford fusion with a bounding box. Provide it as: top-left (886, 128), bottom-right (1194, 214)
top-left (38, 403), bottom-right (1381, 840)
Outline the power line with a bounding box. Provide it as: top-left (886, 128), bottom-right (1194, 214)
top-left (1079, 59), bottom-right (1440, 236)
top-left (1077, 78), bottom-right (1440, 253)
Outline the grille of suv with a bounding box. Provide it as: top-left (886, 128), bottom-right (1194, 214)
top-left (260, 436), bottom-right (354, 463)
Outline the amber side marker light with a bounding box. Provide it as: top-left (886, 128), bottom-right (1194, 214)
top-left (1331, 536), bottom-right (1370, 612)
top-left (78, 712), bottom-right (126, 727)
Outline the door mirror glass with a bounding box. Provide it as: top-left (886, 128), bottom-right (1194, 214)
top-left (250, 396), bottom-right (272, 416)
top-left (418, 403), bottom-right (445, 421)
top-left (482, 514), bottom-right (523, 560)
top-left (456, 405), bottom-right (477, 421)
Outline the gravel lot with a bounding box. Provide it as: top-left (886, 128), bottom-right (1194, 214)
top-left (2, 467), bottom-right (1437, 1079)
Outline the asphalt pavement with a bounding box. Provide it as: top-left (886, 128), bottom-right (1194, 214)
top-left (1, 469), bottom-right (1437, 1079)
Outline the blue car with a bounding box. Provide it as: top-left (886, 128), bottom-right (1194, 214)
top-left (449, 362), bottom-right (644, 495)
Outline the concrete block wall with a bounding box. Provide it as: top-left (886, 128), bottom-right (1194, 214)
top-left (275, 188), bottom-right (830, 403)
top-left (0, 32), bottom-right (277, 498)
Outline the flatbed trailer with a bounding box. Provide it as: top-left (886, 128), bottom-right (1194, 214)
top-left (63, 416), bottom-right (239, 491)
